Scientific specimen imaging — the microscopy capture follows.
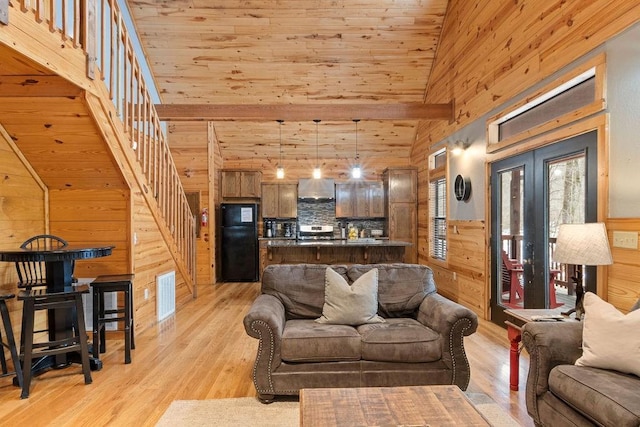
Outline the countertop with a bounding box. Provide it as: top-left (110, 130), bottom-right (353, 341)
top-left (260, 238), bottom-right (410, 248)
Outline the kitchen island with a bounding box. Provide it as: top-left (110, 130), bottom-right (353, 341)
top-left (259, 238), bottom-right (411, 270)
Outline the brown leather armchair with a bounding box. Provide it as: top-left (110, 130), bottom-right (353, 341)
top-left (522, 301), bottom-right (640, 426)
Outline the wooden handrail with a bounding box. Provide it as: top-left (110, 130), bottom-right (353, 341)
top-left (12, 0), bottom-right (197, 288)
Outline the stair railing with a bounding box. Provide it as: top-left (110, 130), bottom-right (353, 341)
top-left (10, 0), bottom-right (197, 286)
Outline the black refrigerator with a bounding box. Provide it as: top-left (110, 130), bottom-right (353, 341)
top-left (219, 203), bottom-right (259, 282)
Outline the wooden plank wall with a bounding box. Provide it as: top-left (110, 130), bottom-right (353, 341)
top-left (0, 127), bottom-right (46, 325)
top-left (606, 219), bottom-right (640, 312)
top-left (415, 0), bottom-right (640, 316)
top-left (48, 189), bottom-right (129, 278)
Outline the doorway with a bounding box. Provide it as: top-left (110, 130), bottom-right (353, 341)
top-left (490, 131), bottom-right (598, 324)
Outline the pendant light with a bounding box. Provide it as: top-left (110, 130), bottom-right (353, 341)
top-left (276, 120), bottom-right (285, 179)
top-left (351, 119), bottom-right (362, 179)
top-left (313, 119), bottom-right (322, 179)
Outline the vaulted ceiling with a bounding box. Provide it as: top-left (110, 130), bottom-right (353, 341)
top-left (126, 0), bottom-right (450, 164)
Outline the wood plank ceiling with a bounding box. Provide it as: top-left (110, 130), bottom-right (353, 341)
top-left (126, 0), bottom-right (450, 163)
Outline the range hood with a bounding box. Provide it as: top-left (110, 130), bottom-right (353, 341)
top-left (298, 179), bottom-right (335, 200)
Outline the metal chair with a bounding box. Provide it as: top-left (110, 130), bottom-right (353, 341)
top-left (16, 235), bottom-right (71, 289)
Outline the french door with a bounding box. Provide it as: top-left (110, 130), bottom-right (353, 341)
top-left (490, 131), bottom-right (598, 324)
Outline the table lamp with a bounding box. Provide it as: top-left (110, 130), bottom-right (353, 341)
top-left (553, 222), bottom-right (613, 319)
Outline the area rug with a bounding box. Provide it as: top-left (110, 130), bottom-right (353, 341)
top-left (156, 394), bottom-right (520, 426)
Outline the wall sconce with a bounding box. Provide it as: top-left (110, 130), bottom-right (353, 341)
top-left (450, 139), bottom-right (469, 156)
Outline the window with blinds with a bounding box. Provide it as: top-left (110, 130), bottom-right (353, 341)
top-left (430, 177), bottom-right (447, 260)
top-left (429, 149), bottom-right (447, 261)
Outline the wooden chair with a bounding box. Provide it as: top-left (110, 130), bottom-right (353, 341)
top-left (91, 274), bottom-right (135, 364)
top-left (19, 284), bottom-right (92, 398)
top-left (0, 293), bottom-right (23, 390)
top-left (501, 251), bottom-right (524, 308)
top-left (15, 235), bottom-right (71, 289)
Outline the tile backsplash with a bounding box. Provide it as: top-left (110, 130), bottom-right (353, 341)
top-left (297, 199), bottom-right (385, 238)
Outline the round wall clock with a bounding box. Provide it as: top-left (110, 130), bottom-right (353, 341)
top-left (454, 174), bottom-right (471, 201)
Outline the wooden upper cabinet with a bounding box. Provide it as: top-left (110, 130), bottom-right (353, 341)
top-left (386, 168), bottom-right (417, 203)
top-left (261, 183), bottom-right (297, 218)
top-left (336, 182), bottom-right (384, 218)
top-left (278, 184), bottom-right (298, 218)
top-left (368, 182), bottom-right (385, 218)
top-left (221, 170), bottom-right (261, 199)
top-left (261, 184), bottom-right (279, 218)
top-left (335, 183), bottom-right (355, 218)
top-left (384, 167), bottom-right (418, 263)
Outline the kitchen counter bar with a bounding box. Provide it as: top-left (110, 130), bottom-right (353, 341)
top-left (259, 239), bottom-right (411, 267)
top-left (260, 239), bottom-right (408, 248)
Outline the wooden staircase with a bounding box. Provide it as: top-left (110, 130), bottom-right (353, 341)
top-left (0, 1), bottom-right (196, 294)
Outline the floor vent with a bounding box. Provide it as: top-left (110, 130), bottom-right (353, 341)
top-left (157, 271), bottom-right (176, 322)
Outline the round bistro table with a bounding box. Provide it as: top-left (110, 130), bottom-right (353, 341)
top-left (0, 245), bottom-right (115, 372)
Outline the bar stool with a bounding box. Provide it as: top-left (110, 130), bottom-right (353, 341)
top-left (19, 285), bottom-right (92, 399)
top-left (0, 293), bottom-right (23, 389)
top-left (91, 274), bottom-right (135, 364)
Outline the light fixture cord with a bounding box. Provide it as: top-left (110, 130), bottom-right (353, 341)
top-left (278, 120), bottom-right (283, 164)
top-left (315, 119), bottom-right (320, 165)
top-left (354, 119), bottom-right (360, 161)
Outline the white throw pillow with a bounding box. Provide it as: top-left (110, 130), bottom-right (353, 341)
top-left (575, 292), bottom-right (640, 377)
top-left (316, 267), bottom-right (385, 325)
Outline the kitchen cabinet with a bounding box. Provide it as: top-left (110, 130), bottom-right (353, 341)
top-left (261, 183), bottom-right (297, 218)
top-left (386, 168), bottom-right (417, 203)
top-left (384, 168), bottom-right (417, 263)
top-left (335, 182), bottom-right (384, 218)
top-left (221, 170), bottom-right (261, 199)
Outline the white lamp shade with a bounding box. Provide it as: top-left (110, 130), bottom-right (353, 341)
top-left (553, 222), bottom-right (613, 265)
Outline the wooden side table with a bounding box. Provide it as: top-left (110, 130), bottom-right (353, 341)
top-left (503, 308), bottom-right (576, 391)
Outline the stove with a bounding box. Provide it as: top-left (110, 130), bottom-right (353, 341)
top-left (297, 225), bottom-right (334, 240)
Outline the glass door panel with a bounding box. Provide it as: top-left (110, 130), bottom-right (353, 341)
top-left (491, 130), bottom-right (597, 325)
top-left (547, 155), bottom-right (586, 310)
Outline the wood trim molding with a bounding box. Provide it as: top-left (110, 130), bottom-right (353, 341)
top-left (155, 103), bottom-right (454, 121)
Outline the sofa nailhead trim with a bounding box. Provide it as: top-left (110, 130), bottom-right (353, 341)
top-left (250, 320), bottom-right (275, 394)
top-left (449, 317), bottom-right (473, 389)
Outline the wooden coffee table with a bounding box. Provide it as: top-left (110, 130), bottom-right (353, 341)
top-left (300, 385), bottom-right (490, 426)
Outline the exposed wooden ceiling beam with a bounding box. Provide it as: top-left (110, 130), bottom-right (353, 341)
top-left (154, 103), bottom-right (453, 122)
top-left (0, 75), bottom-right (83, 97)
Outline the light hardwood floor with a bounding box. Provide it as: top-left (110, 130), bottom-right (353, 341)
top-left (0, 282), bottom-right (534, 426)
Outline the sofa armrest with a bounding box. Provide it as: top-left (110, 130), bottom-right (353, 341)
top-left (522, 321), bottom-right (583, 394)
top-left (522, 321), bottom-right (583, 423)
top-left (417, 293), bottom-right (479, 390)
top-left (243, 294), bottom-right (286, 399)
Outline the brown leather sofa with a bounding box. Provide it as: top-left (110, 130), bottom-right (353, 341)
top-left (522, 303), bottom-right (640, 427)
top-left (243, 263), bottom-right (478, 403)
